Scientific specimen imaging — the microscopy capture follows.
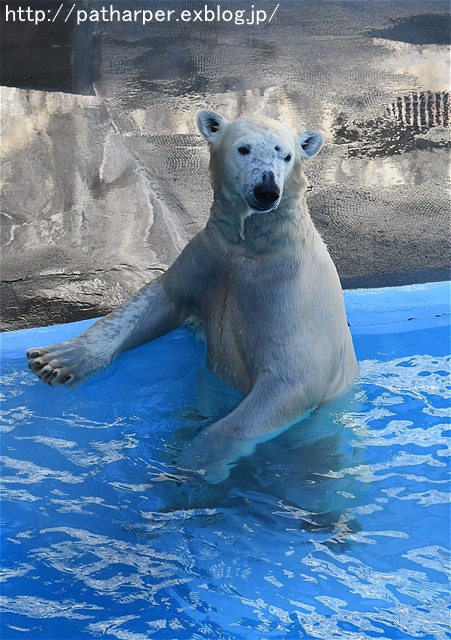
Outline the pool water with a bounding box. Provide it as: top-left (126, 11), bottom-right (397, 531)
top-left (1, 283), bottom-right (450, 640)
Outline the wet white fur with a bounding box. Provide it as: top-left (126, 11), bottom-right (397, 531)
top-left (27, 111), bottom-right (358, 483)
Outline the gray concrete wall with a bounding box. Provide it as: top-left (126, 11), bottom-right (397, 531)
top-left (1, 1), bottom-right (450, 330)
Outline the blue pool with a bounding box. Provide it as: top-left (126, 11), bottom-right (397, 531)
top-left (1, 283), bottom-right (450, 640)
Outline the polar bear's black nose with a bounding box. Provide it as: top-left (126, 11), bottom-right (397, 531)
top-left (253, 172), bottom-right (280, 207)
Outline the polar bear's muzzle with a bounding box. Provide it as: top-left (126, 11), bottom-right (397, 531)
top-left (248, 171), bottom-right (281, 212)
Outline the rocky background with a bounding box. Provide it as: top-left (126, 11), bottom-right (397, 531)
top-left (1, 1), bottom-right (450, 330)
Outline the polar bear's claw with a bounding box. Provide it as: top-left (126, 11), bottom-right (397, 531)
top-left (26, 349), bottom-right (44, 360)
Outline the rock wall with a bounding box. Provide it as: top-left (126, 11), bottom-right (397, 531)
top-left (1, 1), bottom-right (450, 330)
top-left (1, 87), bottom-right (175, 329)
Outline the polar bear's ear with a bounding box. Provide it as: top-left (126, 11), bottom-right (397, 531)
top-left (298, 131), bottom-right (325, 160)
top-left (197, 110), bottom-right (229, 143)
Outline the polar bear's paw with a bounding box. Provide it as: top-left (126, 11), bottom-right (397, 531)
top-left (26, 339), bottom-right (104, 388)
top-left (178, 427), bottom-right (256, 484)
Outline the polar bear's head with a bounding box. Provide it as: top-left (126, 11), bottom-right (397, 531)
top-left (197, 110), bottom-right (324, 214)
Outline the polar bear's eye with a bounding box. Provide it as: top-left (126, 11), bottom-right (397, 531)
top-left (238, 146), bottom-right (250, 155)
top-left (284, 154), bottom-right (292, 162)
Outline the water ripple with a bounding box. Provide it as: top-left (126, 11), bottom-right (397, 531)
top-left (0, 595), bottom-right (102, 620)
top-left (1, 456), bottom-right (84, 485)
top-left (1, 323), bottom-right (449, 638)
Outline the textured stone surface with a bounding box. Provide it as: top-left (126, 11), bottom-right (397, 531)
top-left (1, 1), bottom-right (450, 330)
top-left (1, 88), bottom-right (163, 329)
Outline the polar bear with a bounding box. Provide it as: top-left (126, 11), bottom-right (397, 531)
top-left (27, 111), bottom-right (358, 483)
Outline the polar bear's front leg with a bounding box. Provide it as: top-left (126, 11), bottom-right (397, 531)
top-left (178, 375), bottom-right (312, 483)
top-left (27, 278), bottom-right (183, 387)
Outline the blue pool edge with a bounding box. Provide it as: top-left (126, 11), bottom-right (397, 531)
top-left (1, 281), bottom-right (450, 356)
